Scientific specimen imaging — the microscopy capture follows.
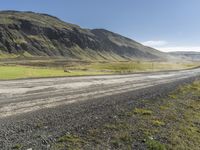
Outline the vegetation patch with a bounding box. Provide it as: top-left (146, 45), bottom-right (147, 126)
top-left (0, 59), bottom-right (199, 80)
top-left (146, 139), bottom-right (166, 150)
top-left (12, 144), bottom-right (22, 149)
top-left (14, 38), bottom-right (27, 44)
top-left (104, 122), bottom-right (131, 131)
top-left (152, 120), bottom-right (165, 127)
top-left (133, 108), bottom-right (153, 115)
top-left (0, 65), bottom-right (107, 80)
top-left (108, 131), bottom-right (133, 149)
top-left (58, 134), bottom-right (84, 144)
top-left (159, 105), bottom-right (170, 111)
top-left (53, 134), bottom-right (86, 150)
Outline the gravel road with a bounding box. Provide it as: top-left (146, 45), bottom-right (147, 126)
top-left (0, 68), bottom-right (200, 149)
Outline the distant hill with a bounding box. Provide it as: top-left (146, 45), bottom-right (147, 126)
top-left (169, 51), bottom-right (200, 61)
top-left (0, 11), bottom-right (169, 61)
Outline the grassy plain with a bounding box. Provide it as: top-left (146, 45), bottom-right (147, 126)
top-left (0, 58), bottom-right (199, 80)
top-left (0, 65), bottom-right (107, 80)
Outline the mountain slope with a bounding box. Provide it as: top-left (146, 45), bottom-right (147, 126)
top-left (0, 11), bottom-right (168, 60)
top-left (169, 51), bottom-right (200, 61)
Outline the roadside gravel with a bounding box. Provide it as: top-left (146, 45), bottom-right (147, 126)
top-left (0, 76), bottom-right (199, 149)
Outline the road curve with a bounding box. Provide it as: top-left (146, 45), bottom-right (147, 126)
top-left (0, 68), bottom-right (200, 118)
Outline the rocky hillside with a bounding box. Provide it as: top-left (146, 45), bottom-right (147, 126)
top-left (0, 11), bottom-right (168, 60)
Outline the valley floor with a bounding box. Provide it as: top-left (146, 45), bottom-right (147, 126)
top-left (0, 58), bottom-right (199, 80)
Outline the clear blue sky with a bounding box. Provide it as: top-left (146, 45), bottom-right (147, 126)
top-left (0, 0), bottom-right (200, 52)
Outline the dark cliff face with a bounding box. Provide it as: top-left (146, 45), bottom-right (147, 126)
top-left (0, 11), bottom-right (167, 60)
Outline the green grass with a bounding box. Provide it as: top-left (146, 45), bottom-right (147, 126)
top-left (146, 139), bottom-right (166, 150)
top-left (0, 50), bottom-right (33, 59)
top-left (0, 65), bottom-right (107, 80)
top-left (14, 38), bottom-right (27, 44)
top-left (0, 51), bottom-right (18, 59)
top-left (53, 134), bottom-right (85, 150)
top-left (104, 122), bottom-right (131, 131)
top-left (152, 120), bottom-right (165, 126)
top-left (0, 60), bottom-right (199, 80)
top-left (133, 108), bottom-right (153, 115)
top-left (58, 134), bottom-right (84, 144)
top-left (80, 61), bottom-right (199, 73)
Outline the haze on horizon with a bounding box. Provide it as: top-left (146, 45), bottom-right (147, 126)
top-left (0, 0), bottom-right (200, 52)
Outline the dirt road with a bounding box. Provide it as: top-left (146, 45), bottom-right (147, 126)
top-left (0, 68), bottom-right (200, 118)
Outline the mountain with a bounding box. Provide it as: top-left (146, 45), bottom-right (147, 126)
top-left (0, 11), bottom-right (168, 61)
top-left (169, 51), bottom-right (200, 61)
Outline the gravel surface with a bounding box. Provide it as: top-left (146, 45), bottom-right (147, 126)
top-left (0, 69), bottom-right (200, 149)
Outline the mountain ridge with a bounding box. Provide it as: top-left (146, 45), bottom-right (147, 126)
top-left (0, 10), bottom-right (169, 61)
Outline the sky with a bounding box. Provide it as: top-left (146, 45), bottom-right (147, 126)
top-left (0, 0), bottom-right (200, 52)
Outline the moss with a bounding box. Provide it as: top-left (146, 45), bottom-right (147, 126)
top-left (88, 129), bottom-right (100, 137)
top-left (35, 122), bottom-right (43, 129)
top-left (169, 94), bottom-right (177, 99)
top-left (159, 105), bottom-right (169, 111)
top-left (12, 144), bottom-right (22, 149)
top-left (58, 134), bottom-right (84, 144)
top-left (55, 134), bottom-right (85, 150)
top-left (170, 124), bottom-right (200, 149)
top-left (110, 139), bottom-right (120, 148)
top-left (119, 132), bottom-right (132, 144)
top-left (133, 108), bottom-right (153, 115)
top-left (22, 51), bottom-right (33, 57)
top-left (104, 122), bottom-right (130, 131)
top-left (152, 120), bottom-right (165, 127)
top-left (14, 39), bottom-right (27, 44)
top-left (146, 139), bottom-right (166, 150)
top-left (110, 132), bottom-right (133, 149)
top-left (28, 35), bottom-right (46, 42)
